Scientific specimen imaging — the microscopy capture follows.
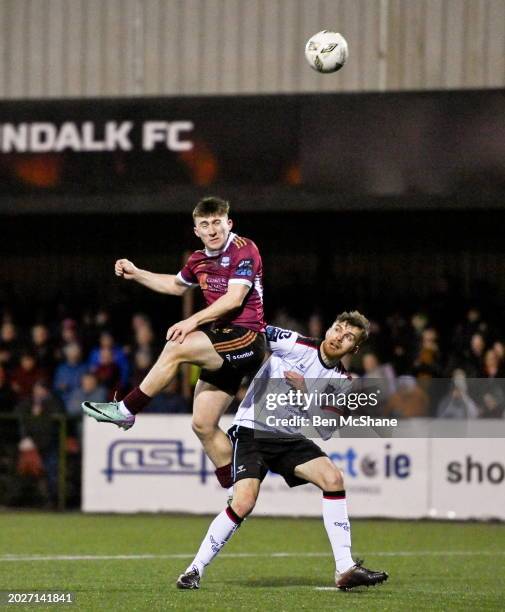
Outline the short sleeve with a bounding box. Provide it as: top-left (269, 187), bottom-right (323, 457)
top-left (228, 241), bottom-right (261, 289)
top-left (265, 326), bottom-right (298, 356)
top-left (176, 259), bottom-right (198, 287)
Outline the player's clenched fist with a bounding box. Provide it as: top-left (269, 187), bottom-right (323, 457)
top-left (284, 370), bottom-right (308, 394)
top-left (115, 258), bottom-right (139, 280)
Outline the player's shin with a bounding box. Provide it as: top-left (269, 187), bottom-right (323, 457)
top-left (322, 490), bottom-right (355, 574)
top-left (185, 506), bottom-right (243, 576)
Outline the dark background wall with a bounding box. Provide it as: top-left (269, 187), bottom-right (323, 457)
top-left (2, 209), bottom-right (504, 329)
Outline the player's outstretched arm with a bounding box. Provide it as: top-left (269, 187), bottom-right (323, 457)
top-left (166, 284), bottom-right (249, 342)
top-left (115, 258), bottom-right (188, 296)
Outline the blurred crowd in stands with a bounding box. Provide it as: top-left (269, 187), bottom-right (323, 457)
top-left (1, 303), bottom-right (504, 423)
top-left (0, 308), bottom-right (190, 507)
top-left (273, 305), bottom-right (505, 420)
top-left (0, 309), bottom-right (190, 418)
top-left (1, 302), bottom-right (505, 507)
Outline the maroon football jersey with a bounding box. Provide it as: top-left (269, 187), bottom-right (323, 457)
top-left (176, 232), bottom-right (265, 332)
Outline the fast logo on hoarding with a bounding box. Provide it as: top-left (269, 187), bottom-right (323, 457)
top-left (103, 439), bottom-right (211, 483)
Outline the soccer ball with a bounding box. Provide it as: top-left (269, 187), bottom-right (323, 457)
top-left (305, 31), bottom-right (348, 73)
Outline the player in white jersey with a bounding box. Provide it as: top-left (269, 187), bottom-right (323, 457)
top-left (177, 311), bottom-right (389, 591)
top-left (234, 323), bottom-right (354, 439)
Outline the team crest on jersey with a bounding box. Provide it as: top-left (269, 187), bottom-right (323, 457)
top-left (221, 256), bottom-right (230, 268)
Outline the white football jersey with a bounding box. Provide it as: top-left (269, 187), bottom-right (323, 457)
top-left (233, 325), bottom-right (352, 438)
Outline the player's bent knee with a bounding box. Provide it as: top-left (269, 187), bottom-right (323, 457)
top-left (321, 468), bottom-right (345, 492)
top-left (191, 416), bottom-right (218, 439)
top-left (158, 341), bottom-right (185, 366)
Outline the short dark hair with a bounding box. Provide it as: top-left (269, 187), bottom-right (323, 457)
top-left (334, 310), bottom-right (370, 344)
top-left (192, 196), bottom-right (230, 220)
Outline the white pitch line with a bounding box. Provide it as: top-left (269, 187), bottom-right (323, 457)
top-left (314, 587), bottom-right (339, 591)
top-left (0, 551), bottom-right (504, 562)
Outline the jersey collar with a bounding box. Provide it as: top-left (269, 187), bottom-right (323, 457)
top-left (204, 232), bottom-right (236, 257)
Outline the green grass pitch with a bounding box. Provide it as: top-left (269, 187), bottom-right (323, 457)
top-left (1, 513), bottom-right (504, 611)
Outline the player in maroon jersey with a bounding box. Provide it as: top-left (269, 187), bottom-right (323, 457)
top-left (83, 197), bottom-right (266, 488)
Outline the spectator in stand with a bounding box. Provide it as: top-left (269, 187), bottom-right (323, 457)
top-left (92, 347), bottom-right (122, 399)
top-left (65, 372), bottom-right (108, 440)
top-left (0, 321), bottom-right (21, 371)
top-left (481, 348), bottom-right (504, 378)
top-left (134, 321), bottom-right (157, 353)
top-left (453, 307), bottom-right (486, 351)
top-left (462, 332), bottom-right (486, 377)
top-left (16, 380), bottom-right (63, 507)
top-left (0, 364), bottom-right (19, 445)
top-left (95, 309), bottom-right (112, 333)
top-left (67, 372), bottom-right (107, 418)
top-left (31, 324), bottom-right (56, 375)
top-left (53, 342), bottom-right (87, 408)
top-left (466, 348), bottom-right (505, 419)
top-left (80, 309), bottom-right (113, 352)
top-left (437, 371), bottom-right (479, 419)
top-left (361, 352), bottom-right (396, 400)
top-left (10, 352), bottom-right (45, 400)
top-left (479, 390), bottom-right (505, 419)
top-left (411, 312), bottom-right (429, 343)
top-left (359, 319), bottom-right (388, 362)
top-left (57, 319), bottom-right (80, 359)
top-left (131, 312), bottom-right (151, 334)
top-left (131, 349), bottom-right (154, 388)
top-left (383, 375), bottom-right (430, 418)
top-left (492, 341), bottom-right (505, 363)
top-left (0, 365), bottom-right (17, 412)
top-left (414, 327), bottom-right (442, 375)
top-left (88, 331), bottom-right (129, 389)
top-left (413, 365), bottom-right (441, 416)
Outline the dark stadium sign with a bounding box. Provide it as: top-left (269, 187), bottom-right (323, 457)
top-left (0, 90), bottom-right (504, 213)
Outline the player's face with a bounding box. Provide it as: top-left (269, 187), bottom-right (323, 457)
top-left (193, 215), bottom-right (233, 251)
top-left (322, 321), bottom-right (361, 360)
